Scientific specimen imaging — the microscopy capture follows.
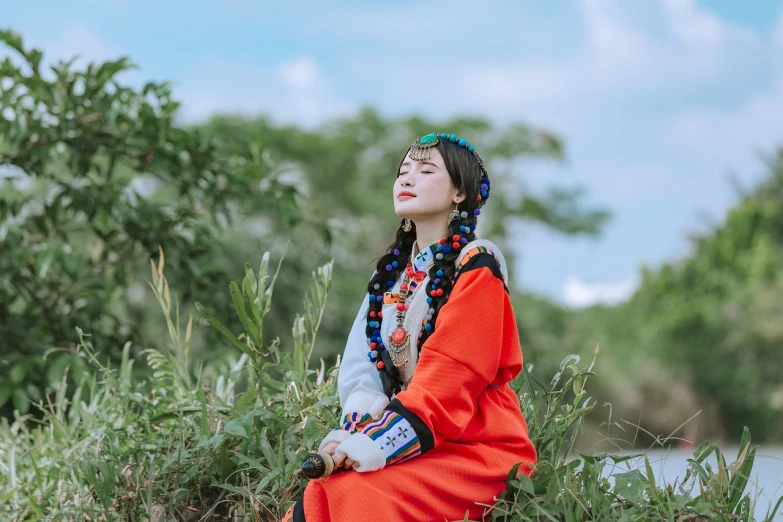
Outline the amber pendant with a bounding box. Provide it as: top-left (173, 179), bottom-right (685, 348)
top-left (387, 326), bottom-right (410, 368)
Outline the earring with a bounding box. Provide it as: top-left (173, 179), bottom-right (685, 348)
top-left (448, 204), bottom-right (460, 224)
top-left (402, 218), bottom-right (412, 232)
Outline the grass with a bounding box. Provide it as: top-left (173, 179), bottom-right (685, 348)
top-left (0, 249), bottom-right (780, 521)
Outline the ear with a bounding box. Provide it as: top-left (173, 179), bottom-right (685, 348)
top-left (454, 191), bottom-right (466, 204)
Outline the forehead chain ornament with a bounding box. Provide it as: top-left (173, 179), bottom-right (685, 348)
top-left (408, 132), bottom-right (483, 168)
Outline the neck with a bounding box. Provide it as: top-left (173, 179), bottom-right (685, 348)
top-left (412, 217), bottom-right (448, 254)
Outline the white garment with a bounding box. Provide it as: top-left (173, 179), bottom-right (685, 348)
top-left (336, 239), bottom-right (509, 421)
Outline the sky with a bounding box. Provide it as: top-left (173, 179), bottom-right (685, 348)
top-left (3, 0), bottom-right (783, 307)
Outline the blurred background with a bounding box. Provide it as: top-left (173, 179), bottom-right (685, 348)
top-left (2, 0), bottom-right (783, 501)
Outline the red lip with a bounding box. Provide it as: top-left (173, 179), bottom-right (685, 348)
top-left (398, 191), bottom-right (417, 198)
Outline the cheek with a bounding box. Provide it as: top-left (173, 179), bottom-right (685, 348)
top-left (424, 174), bottom-right (453, 199)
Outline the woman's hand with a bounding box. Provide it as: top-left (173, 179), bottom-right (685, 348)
top-left (322, 441), bottom-right (359, 471)
top-left (332, 452), bottom-right (359, 471)
top-left (321, 441), bottom-right (339, 455)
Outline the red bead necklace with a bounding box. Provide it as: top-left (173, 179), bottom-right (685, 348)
top-left (387, 262), bottom-right (427, 368)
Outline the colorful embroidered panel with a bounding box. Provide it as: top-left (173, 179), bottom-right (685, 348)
top-left (360, 410), bottom-right (422, 465)
top-left (339, 412), bottom-right (372, 432)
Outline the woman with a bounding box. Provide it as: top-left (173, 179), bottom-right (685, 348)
top-left (285, 132), bottom-right (536, 521)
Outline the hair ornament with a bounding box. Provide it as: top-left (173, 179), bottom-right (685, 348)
top-left (408, 132), bottom-right (491, 202)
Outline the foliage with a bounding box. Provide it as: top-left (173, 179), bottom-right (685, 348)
top-left (0, 249), bottom-right (340, 521)
top-left (492, 350), bottom-right (781, 521)
top-left (0, 28), bottom-right (302, 416)
top-left (539, 150), bottom-right (783, 443)
top-left (0, 252), bottom-right (779, 521)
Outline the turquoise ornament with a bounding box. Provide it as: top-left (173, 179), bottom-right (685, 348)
top-left (419, 132), bottom-right (438, 144)
top-left (448, 134), bottom-right (457, 142)
top-left (458, 138), bottom-right (467, 147)
top-left (410, 132), bottom-right (441, 161)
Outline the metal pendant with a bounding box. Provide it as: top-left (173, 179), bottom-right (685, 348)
top-left (388, 326), bottom-right (410, 368)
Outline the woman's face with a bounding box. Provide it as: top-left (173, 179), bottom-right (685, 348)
top-left (393, 148), bottom-right (462, 221)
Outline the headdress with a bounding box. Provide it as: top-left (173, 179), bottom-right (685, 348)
top-left (408, 132), bottom-right (491, 210)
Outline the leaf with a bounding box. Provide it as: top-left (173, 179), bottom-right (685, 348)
top-left (613, 470), bottom-right (645, 504)
top-left (34, 249), bottom-right (55, 279)
top-left (12, 387), bottom-right (29, 414)
top-left (255, 468), bottom-right (282, 495)
top-left (0, 384), bottom-right (11, 408)
top-left (230, 281), bottom-right (260, 346)
top-left (195, 302), bottom-right (254, 357)
top-left (223, 419), bottom-right (248, 438)
top-left (10, 363), bottom-right (26, 385)
top-left (197, 434), bottom-right (225, 448)
top-left (258, 429), bottom-right (277, 468)
top-left (213, 482), bottom-right (250, 498)
top-left (198, 389), bottom-right (209, 438)
top-left (516, 473), bottom-right (535, 496)
top-left (0, 29), bottom-right (25, 56)
top-left (45, 353), bottom-right (70, 388)
top-left (727, 427), bottom-right (757, 509)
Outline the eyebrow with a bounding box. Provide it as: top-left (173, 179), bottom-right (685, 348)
top-left (400, 160), bottom-right (439, 168)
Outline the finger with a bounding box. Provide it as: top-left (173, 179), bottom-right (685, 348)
top-left (332, 452), bottom-right (346, 468)
top-left (322, 442), bottom-right (338, 455)
top-left (351, 461), bottom-right (360, 470)
top-left (343, 458), bottom-right (355, 469)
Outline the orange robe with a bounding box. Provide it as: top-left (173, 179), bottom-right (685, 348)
top-left (296, 251), bottom-right (536, 521)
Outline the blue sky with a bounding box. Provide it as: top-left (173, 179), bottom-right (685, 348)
top-left (4, 0), bottom-right (783, 306)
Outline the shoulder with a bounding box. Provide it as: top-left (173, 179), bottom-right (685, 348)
top-left (453, 239), bottom-right (509, 290)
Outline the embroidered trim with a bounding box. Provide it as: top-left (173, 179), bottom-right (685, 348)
top-left (383, 292), bottom-right (400, 305)
top-left (451, 246), bottom-right (501, 283)
top-left (360, 410), bottom-right (422, 465)
top-left (387, 398), bottom-right (435, 452)
top-left (339, 412), bottom-right (372, 432)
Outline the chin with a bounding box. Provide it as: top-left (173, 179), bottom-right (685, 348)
top-left (393, 206), bottom-right (414, 219)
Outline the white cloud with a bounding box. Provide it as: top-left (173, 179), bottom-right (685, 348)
top-left (322, 0), bottom-right (768, 131)
top-left (278, 58), bottom-right (321, 91)
top-left (660, 0), bottom-right (728, 50)
top-left (666, 79), bottom-right (783, 167)
top-left (563, 275), bottom-right (638, 308)
top-left (42, 24), bottom-right (126, 66)
top-left (176, 57), bottom-right (353, 126)
top-left (9, 24), bottom-right (138, 85)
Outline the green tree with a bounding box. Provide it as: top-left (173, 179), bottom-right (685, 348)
top-left (0, 29), bottom-right (302, 414)
top-left (550, 150), bottom-right (783, 442)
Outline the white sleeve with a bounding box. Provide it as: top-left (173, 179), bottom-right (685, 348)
top-left (337, 294), bottom-right (390, 419)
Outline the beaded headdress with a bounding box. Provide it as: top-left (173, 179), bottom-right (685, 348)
top-left (409, 132), bottom-right (491, 208)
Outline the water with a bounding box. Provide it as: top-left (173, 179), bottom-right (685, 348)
top-left (604, 446), bottom-right (783, 520)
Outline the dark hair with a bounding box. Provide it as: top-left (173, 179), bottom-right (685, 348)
top-left (365, 137), bottom-right (491, 397)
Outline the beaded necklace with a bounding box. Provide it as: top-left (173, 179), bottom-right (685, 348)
top-left (386, 245), bottom-right (432, 368)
